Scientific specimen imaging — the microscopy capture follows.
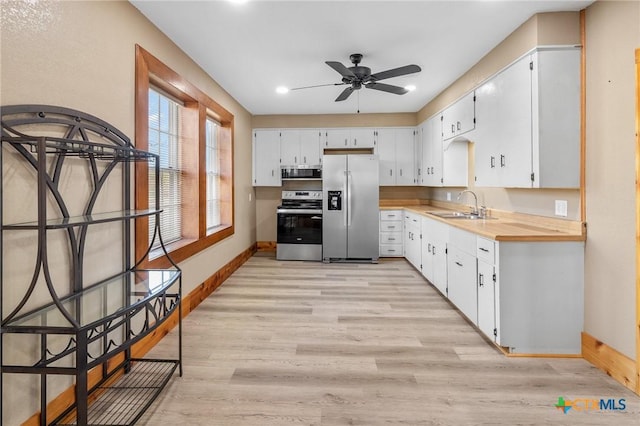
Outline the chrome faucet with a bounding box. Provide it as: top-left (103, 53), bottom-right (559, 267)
top-left (457, 190), bottom-right (478, 216)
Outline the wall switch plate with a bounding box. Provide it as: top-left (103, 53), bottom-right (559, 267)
top-left (446, 192), bottom-right (451, 201)
top-left (555, 200), bottom-right (567, 217)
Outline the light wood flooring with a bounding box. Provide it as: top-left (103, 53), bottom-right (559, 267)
top-left (141, 254), bottom-right (639, 425)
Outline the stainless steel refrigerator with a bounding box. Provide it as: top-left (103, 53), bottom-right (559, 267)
top-left (322, 154), bottom-right (379, 262)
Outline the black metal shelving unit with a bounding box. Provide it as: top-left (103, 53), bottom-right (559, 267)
top-left (1, 105), bottom-right (182, 426)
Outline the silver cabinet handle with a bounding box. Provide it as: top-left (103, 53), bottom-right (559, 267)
top-left (295, 156), bottom-right (297, 163)
top-left (479, 247), bottom-right (489, 252)
top-left (432, 246), bottom-right (436, 255)
top-left (457, 121), bottom-right (461, 131)
top-left (388, 237), bottom-right (395, 241)
top-left (271, 170), bottom-right (274, 176)
top-left (400, 169), bottom-right (403, 177)
top-left (500, 154), bottom-right (505, 168)
top-left (390, 169), bottom-right (393, 176)
top-left (490, 156), bottom-right (495, 168)
top-left (428, 243), bottom-right (431, 253)
top-left (354, 138), bottom-right (357, 145)
top-left (479, 273), bottom-right (484, 287)
top-left (388, 225), bottom-right (395, 229)
top-left (344, 138), bottom-right (348, 146)
top-left (455, 261), bottom-right (463, 267)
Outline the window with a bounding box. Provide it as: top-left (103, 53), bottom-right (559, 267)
top-left (135, 45), bottom-right (234, 267)
top-left (205, 118), bottom-right (221, 232)
top-left (148, 89), bottom-right (183, 248)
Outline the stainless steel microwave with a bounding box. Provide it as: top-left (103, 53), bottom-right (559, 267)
top-left (281, 166), bottom-right (322, 180)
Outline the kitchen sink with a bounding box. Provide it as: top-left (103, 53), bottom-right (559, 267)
top-left (425, 211), bottom-right (497, 220)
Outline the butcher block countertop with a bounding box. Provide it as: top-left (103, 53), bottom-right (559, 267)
top-left (379, 199), bottom-right (586, 242)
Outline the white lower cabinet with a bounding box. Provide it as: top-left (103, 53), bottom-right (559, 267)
top-left (421, 216), bottom-right (448, 295)
top-left (447, 227), bottom-right (478, 325)
top-left (379, 210), bottom-right (403, 257)
top-left (403, 211), bottom-right (422, 269)
top-left (493, 241), bottom-right (584, 354)
top-left (476, 237), bottom-right (497, 340)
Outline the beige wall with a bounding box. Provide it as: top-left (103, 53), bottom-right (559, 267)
top-left (1, 1), bottom-right (255, 424)
top-left (584, 0), bottom-right (640, 359)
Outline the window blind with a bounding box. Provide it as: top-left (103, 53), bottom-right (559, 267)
top-left (148, 88), bottom-right (183, 248)
top-left (205, 117), bottom-right (221, 232)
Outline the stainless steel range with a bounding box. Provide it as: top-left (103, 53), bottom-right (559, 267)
top-left (276, 190), bottom-right (322, 261)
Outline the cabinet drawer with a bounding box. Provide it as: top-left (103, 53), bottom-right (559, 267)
top-left (380, 221), bottom-right (402, 232)
top-left (476, 237), bottom-right (495, 264)
top-left (380, 210), bottom-right (402, 221)
top-left (380, 244), bottom-right (403, 257)
top-left (380, 232), bottom-right (402, 245)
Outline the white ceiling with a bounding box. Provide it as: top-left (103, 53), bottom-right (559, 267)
top-left (131, 0), bottom-right (592, 115)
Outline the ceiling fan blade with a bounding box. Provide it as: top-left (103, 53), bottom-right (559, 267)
top-left (335, 87), bottom-right (354, 102)
top-left (370, 64), bottom-right (421, 81)
top-left (326, 61), bottom-right (356, 79)
top-left (366, 82), bottom-right (408, 95)
top-left (290, 82), bottom-right (348, 91)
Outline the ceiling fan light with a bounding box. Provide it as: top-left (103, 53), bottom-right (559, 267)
top-left (405, 85), bottom-right (417, 92)
top-left (276, 86), bottom-right (289, 94)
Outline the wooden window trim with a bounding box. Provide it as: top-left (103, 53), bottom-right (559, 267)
top-left (135, 45), bottom-right (234, 268)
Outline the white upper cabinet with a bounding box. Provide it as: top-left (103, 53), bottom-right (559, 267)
top-left (252, 129), bottom-right (281, 186)
top-left (395, 128), bottom-right (416, 186)
top-left (279, 130), bottom-right (300, 166)
top-left (324, 128), bottom-right (376, 148)
top-left (299, 129), bottom-right (322, 165)
top-left (474, 47), bottom-right (580, 188)
top-left (377, 128), bottom-right (396, 185)
top-left (475, 55), bottom-right (532, 187)
top-left (377, 128), bottom-right (417, 186)
top-left (442, 91), bottom-right (476, 141)
top-left (419, 114), bottom-right (468, 188)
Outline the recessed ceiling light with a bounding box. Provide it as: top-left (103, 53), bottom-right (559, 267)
top-left (228, 0), bottom-right (248, 4)
top-left (405, 85), bottom-right (417, 92)
top-left (276, 86), bottom-right (289, 94)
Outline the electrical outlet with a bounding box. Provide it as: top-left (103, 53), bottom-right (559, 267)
top-left (555, 200), bottom-right (567, 217)
top-left (446, 192), bottom-right (451, 201)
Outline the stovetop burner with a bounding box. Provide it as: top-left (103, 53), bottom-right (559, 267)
top-left (278, 190), bottom-right (323, 210)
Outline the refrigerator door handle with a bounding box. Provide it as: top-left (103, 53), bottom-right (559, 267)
top-left (347, 170), bottom-right (352, 227)
top-left (343, 170), bottom-right (348, 227)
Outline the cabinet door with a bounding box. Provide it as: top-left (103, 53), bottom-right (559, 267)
top-left (279, 129), bottom-right (299, 166)
top-left (442, 92), bottom-right (475, 141)
top-left (477, 260), bottom-right (496, 340)
top-left (475, 55), bottom-right (532, 187)
top-left (395, 128), bottom-right (415, 185)
top-left (350, 128), bottom-right (376, 148)
top-left (325, 128), bottom-right (351, 148)
top-left (431, 238), bottom-right (448, 296)
top-left (421, 235), bottom-right (434, 283)
top-left (427, 116), bottom-right (444, 186)
top-left (253, 130), bottom-right (281, 186)
top-left (447, 246), bottom-right (477, 324)
top-left (455, 91), bottom-right (476, 136)
top-left (299, 129), bottom-right (321, 165)
top-left (496, 56), bottom-right (533, 187)
top-left (474, 74), bottom-right (501, 187)
top-left (377, 128), bottom-right (396, 185)
top-left (403, 214), bottom-right (421, 269)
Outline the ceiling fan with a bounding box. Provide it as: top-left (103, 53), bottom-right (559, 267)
top-left (291, 53), bottom-right (422, 102)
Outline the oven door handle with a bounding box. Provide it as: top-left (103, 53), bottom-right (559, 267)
top-left (276, 209), bottom-right (323, 214)
top-left (310, 216), bottom-right (322, 220)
